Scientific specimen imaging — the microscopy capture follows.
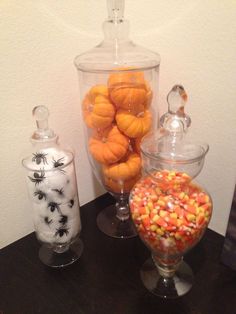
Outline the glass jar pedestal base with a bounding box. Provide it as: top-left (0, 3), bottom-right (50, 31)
top-left (97, 204), bottom-right (137, 239)
top-left (140, 257), bottom-right (194, 298)
top-left (39, 237), bottom-right (84, 268)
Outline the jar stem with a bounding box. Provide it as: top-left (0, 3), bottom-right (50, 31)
top-left (152, 254), bottom-right (183, 278)
top-left (53, 243), bottom-right (70, 254)
top-left (115, 194), bottom-right (130, 221)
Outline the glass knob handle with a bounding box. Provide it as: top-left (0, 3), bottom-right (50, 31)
top-left (31, 105), bottom-right (55, 140)
top-left (167, 84), bottom-right (188, 115)
top-left (33, 105), bottom-right (49, 131)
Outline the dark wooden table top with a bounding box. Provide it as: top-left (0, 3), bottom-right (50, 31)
top-left (1, 193), bottom-right (236, 314)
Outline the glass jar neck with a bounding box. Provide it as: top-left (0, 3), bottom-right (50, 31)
top-left (30, 136), bottom-right (58, 149)
top-left (102, 0), bottom-right (130, 43)
top-left (102, 18), bottom-right (130, 43)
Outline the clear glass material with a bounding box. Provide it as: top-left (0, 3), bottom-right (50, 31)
top-left (22, 106), bottom-right (83, 267)
top-left (74, 0), bottom-right (160, 238)
top-left (129, 86), bottom-right (212, 298)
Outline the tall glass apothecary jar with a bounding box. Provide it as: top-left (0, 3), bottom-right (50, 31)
top-left (130, 86), bottom-right (212, 298)
top-left (74, 0), bottom-right (160, 238)
top-left (22, 106), bottom-right (83, 268)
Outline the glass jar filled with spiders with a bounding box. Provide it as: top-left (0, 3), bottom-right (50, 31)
top-left (22, 106), bottom-right (83, 268)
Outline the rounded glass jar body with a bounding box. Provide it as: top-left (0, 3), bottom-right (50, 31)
top-left (130, 170), bottom-right (212, 265)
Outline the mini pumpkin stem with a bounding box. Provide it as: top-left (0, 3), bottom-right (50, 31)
top-left (136, 111), bottom-right (145, 118)
top-left (115, 194), bottom-right (130, 221)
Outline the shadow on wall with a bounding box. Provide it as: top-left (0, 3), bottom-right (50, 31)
top-left (92, 172), bottom-right (106, 199)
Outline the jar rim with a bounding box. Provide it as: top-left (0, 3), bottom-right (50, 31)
top-left (22, 150), bottom-right (74, 172)
top-left (140, 143), bottom-right (209, 165)
top-left (74, 62), bottom-right (160, 74)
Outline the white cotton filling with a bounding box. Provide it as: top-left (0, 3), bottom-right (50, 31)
top-left (25, 151), bottom-right (81, 245)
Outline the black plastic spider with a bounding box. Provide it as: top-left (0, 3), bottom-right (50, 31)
top-left (47, 201), bottom-right (61, 213)
top-left (59, 215), bottom-right (68, 225)
top-left (52, 157), bottom-right (65, 168)
top-left (32, 152), bottom-right (48, 165)
top-left (28, 170), bottom-right (46, 185)
top-left (44, 217), bottom-right (52, 225)
top-left (55, 227), bottom-right (69, 238)
top-left (34, 189), bottom-right (47, 200)
top-left (52, 157), bottom-right (66, 174)
top-left (52, 188), bottom-right (64, 196)
top-left (68, 199), bottom-right (74, 208)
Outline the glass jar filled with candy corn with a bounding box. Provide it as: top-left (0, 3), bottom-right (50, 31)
top-left (74, 0), bottom-right (160, 239)
top-left (129, 85), bottom-right (212, 298)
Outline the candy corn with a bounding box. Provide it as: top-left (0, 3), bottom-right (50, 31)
top-left (129, 170), bottom-right (212, 260)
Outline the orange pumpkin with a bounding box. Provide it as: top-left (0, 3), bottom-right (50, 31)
top-left (129, 102), bottom-right (146, 116)
top-left (103, 152), bottom-right (141, 181)
top-left (144, 81), bottom-right (153, 108)
top-left (104, 174), bottom-right (141, 194)
top-left (89, 85), bottom-right (109, 102)
top-left (116, 109), bottom-right (152, 138)
top-left (108, 68), bottom-right (146, 89)
top-left (89, 125), bottom-right (129, 164)
top-left (108, 69), bottom-right (148, 111)
top-left (109, 87), bottom-right (147, 111)
top-left (82, 85), bottom-right (115, 129)
top-left (82, 93), bottom-right (94, 128)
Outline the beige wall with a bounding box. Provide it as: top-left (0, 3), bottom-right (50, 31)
top-left (1, 0), bottom-right (236, 248)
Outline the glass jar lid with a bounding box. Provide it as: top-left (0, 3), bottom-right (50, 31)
top-left (22, 106), bottom-right (73, 172)
top-left (141, 85), bottom-right (209, 178)
top-left (74, 0), bottom-right (160, 73)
